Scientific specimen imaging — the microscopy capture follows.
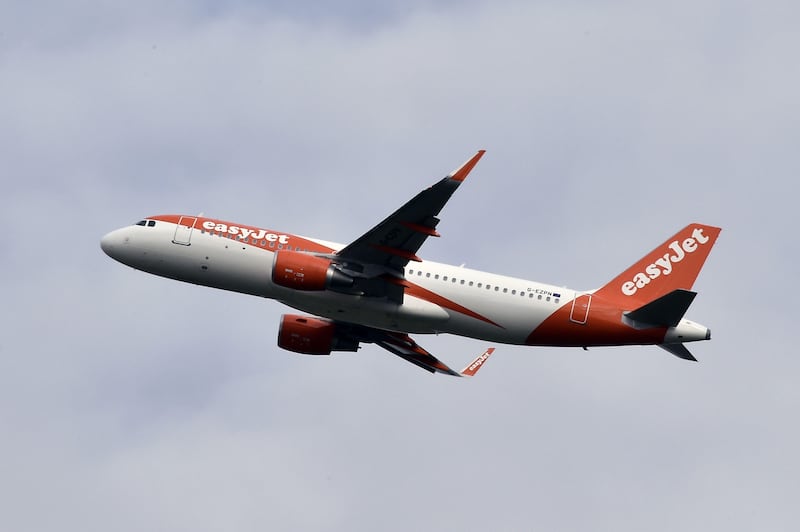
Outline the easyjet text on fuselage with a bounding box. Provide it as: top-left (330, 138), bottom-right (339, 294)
top-left (201, 220), bottom-right (290, 244)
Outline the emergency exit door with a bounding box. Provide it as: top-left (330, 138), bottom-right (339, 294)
top-left (570, 294), bottom-right (592, 324)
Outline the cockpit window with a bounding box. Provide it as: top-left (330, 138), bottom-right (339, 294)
top-left (136, 220), bottom-right (146, 226)
top-left (147, 220), bottom-right (156, 227)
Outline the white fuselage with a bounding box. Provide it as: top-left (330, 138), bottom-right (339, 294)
top-left (101, 218), bottom-right (575, 344)
top-left (101, 215), bottom-right (712, 350)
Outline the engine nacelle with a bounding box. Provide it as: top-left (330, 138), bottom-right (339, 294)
top-left (271, 251), bottom-right (353, 291)
top-left (278, 314), bottom-right (360, 355)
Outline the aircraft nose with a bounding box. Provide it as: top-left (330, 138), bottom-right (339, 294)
top-left (100, 232), bottom-right (113, 256)
top-left (100, 229), bottom-right (127, 259)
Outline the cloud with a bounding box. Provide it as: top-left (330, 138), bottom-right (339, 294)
top-left (2, 1), bottom-right (799, 530)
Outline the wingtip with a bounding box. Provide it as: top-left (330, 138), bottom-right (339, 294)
top-left (459, 347), bottom-right (495, 377)
top-left (449, 150), bottom-right (486, 182)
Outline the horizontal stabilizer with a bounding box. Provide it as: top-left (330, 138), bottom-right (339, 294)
top-left (625, 289), bottom-right (697, 327)
top-left (658, 343), bottom-right (697, 361)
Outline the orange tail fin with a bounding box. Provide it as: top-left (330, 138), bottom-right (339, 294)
top-left (593, 223), bottom-right (721, 307)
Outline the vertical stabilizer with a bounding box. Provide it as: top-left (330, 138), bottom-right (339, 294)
top-left (593, 224), bottom-right (721, 307)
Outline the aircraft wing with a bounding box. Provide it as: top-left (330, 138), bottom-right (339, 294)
top-left (334, 151), bottom-right (485, 284)
top-left (335, 320), bottom-right (494, 377)
top-left (375, 332), bottom-right (494, 377)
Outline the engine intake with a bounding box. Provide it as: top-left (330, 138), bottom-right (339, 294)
top-left (271, 251), bottom-right (353, 291)
top-left (278, 314), bottom-right (360, 355)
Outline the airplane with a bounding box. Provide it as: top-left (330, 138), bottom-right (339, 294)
top-left (100, 150), bottom-right (720, 377)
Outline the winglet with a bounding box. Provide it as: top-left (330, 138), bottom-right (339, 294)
top-left (449, 150), bottom-right (486, 182)
top-left (459, 347), bottom-right (495, 377)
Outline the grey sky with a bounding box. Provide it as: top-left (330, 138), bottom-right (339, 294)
top-left (2, 1), bottom-right (798, 530)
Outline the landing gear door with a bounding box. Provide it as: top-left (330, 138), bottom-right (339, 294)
top-left (172, 216), bottom-right (197, 246)
top-left (570, 293), bottom-right (591, 325)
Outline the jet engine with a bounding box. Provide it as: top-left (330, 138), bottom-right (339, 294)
top-left (271, 251), bottom-right (353, 291)
top-left (277, 314), bottom-right (360, 355)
